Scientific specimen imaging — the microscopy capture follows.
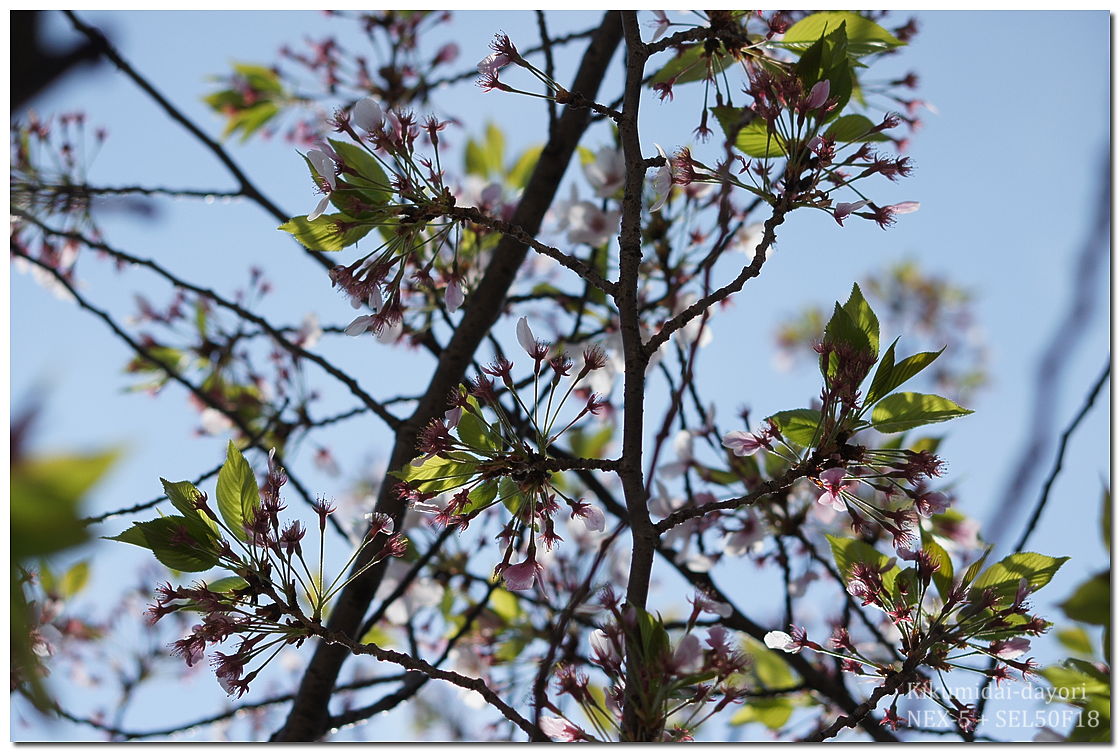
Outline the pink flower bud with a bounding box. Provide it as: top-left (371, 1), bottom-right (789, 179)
top-left (805, 80), bottom-right (830, 110)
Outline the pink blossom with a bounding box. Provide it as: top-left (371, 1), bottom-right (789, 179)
top-left (515, 316), bottom-right (536, 356)
top-left (671, 633), bottom-right (703, 674)
top-left (915, 490), bottom-right (949, 517)
top-left (351, 97), bottom-right (383, 133)
top-left (991, 637), bottom-right (1030, 660)
top-left (444, 278), bottom-right (464, 313)
top-left (721, 429), bottom-right (762, 456)
top-left (571, 501), bottom-right (605, 532)
top-left (887, 201), bottom-right (921, 215)
top-left (648, 144), bottom-right (672, 212)
top-left (582, 146), bottom-right (626, 197)
top-left (649, 10), bottom-right (670, 42)
top-left (833, 200), bottom-right (869, 226)
top-left (692, 592), bottom-right (731, 618)
top-left (816, 467), bottom-right (851, 511)
top-left (502, 556), bottom-right (540, 591)
top-left (306, 149), bottom-right (337, 220)
top-left (805, 80), bottom-right (830, 110)
top-left (344, 315), bottom-right (376, 336)
top-left (477, 52), bottom-right (511, 79)
top-left (589, 628), bottom-right (620, 666)
top-left (539, 715), bottom-right (584, 742)
top-left (763, 630), bottom-right (799, 653)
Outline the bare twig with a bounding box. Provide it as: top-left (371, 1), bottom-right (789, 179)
top-left (13, 211), bottom-right (401, 430)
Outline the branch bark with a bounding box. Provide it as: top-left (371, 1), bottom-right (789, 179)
top-left (269, 14), bottom-right (623, 740)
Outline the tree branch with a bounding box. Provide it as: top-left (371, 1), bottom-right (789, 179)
top-left (271, 16), bottom-right (623, 739)
top-left (13, 211), bottom-right (402, 431)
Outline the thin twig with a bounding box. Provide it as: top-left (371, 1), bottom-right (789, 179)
top-left (14, 211), bottom-right (401, 430)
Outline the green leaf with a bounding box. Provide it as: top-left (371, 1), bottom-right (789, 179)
top-left (960, 546), bottom-right (993, 587)
top-left (59, 561), bottom-right (91, 598)
top-left (781, 12), bottom-right (904, 57)
top-left (107, 516), bottom-right (219, 572)
top-left (567, 423), bottom-right (614, 460)
top-left (497, 476), bottom-right (526, 515)
top-left (507, 145), bottom-right (542, 190)
top-left (1056, 627), bottom-right (1095, 657)
top-left (1041, 663), bottom-right (1110, 698)
top-left (743, 638), bottom-right (797, 690)
top-left (391, 453), bottom-right (478, 494)
top-left (768, 408), bottom-right (821, 447)
top-left (730, 697), bottom-right (796, 729)
top-left (206, 575), bottom-right (248, 594)
top-left (969, 552), bottom-right (1069, 605)
top-left (11, 450), bottom-right (118, 561)
top-left (1060, 572), bottom-right (1109, 626)
top-left (732, 118), bottom-right (788, 158)
top-left (232, 62), bottom-right (284, 94)
top-left (650, 44), bottom-right (734, 86)
top-left (823, 302), bottom-right (871, 358)
top-left (457, 410), bottom-right (498, 453)
top-left (826, 534), bottom-right (894, 580)
top-left (1067, 696), bottom-right (1111, 742)
top-left (278, 213), bottom-right (375, 252)
top-left (866, 343), bottom-right (944, 406)
top-left (327, 139), bottom-right (390, 198)
top-left (908, 436), bottom-right (943, 455)
top-left (792, 24), bottom-right (853, 121)
top-left (922, 537), bottom-right (954, 600)
top-left (824, 114), bottom-right (891, 143)
top-left (840, 283), bottom-right (879, 358)
top-left (870, 392), bottom-right (973, 433)
top-left (160, 478), bottom-right (219, 535)
top-left (460, 479), bottom-right (499, 516)
top-left (216, 441), bottom-right (261, 542)
top-left (464, 123), bottom-right (505, 178)
top-left (634, 607), bottom-right (670, 663)
top-left (489, 588), bottom-right (521, 625)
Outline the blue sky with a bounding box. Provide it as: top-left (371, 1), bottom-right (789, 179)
top-left (12, 10), bottom-right (1110, 741)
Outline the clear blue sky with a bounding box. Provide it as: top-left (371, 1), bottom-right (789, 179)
top-left (12, 10), bottom-right (1110, 741)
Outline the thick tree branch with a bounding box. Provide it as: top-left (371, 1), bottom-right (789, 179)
top-left (271, 16), bottom-right (623, 740)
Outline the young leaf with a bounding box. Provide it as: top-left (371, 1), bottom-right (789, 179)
top-left (457, 410), bottom-right (499, 453)
top-left (823, 301), bottom-right (872, 357)
top-left (216, 441), bottom-right (261, 542)
top-left (921, 537), bottom-right (954, 600)
top-left (507, 145), bottom-right (543, 190)
top-left (278, 213), bottom-right (375, 252)
top-left (969, 552), bottom-right (1070, 604)
top-left (866, 346), bottom-right (944, 406)
top-left (327, 139), bottom-right (390, 198)
top-left (391, 454), bottom-right (478, 494)
top-left (107, 517), bottom-right (219, 572)
top-left (206, 575), bottom-right (249, 594)
top-left (732, 118), bottom-right (789, 158)
top-left (870, 392), bottom-right (972, 433)
top-left (460, 479), bottom-right (499, 516)
top-left (768, 408), bottom-right (821, 447)
top-left (742, 638), bottom-right (798, 690)
top-left (1059, 572), bottom-right (1109, 626)
top-left (160, 478), bottom-right (219, 535)
top-left (59, 561), bottom-right (91, 598)
top-left (649, 44), bottom-right (733, 86)
top-left (841, 282), bottom-right (879, 358)
top-left (960, 546), bottom-right (993, 588)
top-left (826, 534), bottom-right (894, 580)
top-left (780, 11), bottom-right (904, 57)
top-left (824, 114), bottom-right (891, 144)
top-left (730, 697), bottom-right (796, 729)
